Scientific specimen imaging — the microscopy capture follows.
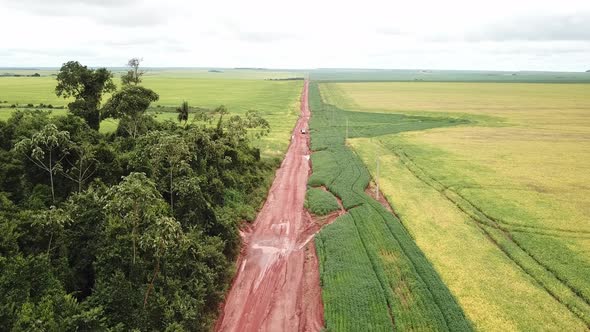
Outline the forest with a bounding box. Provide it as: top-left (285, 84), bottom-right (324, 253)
top-left (0, 60), bottom-right (274, 331)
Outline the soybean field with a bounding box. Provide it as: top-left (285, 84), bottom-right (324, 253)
top-left (307, 82), bottom-right (472, 331)
top-left (320, 80), bottom-right (590, 330)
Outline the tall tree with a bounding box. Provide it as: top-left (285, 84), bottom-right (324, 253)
top-left (135, 132), bottom-right (192, 213)
top-left (14, 124), bottom-right (73, 202)
top-left (55, 61), bottom-right (116, 130)
top-left (102, 86), bottom-right (159, 139)
top-left (104, 172), bottom-right (168, 265)
top-left (176, 101), bottom-right (190, 125)
top-left (34, 206), bottom-right (71, 256)
top-left (121, 58), bottom-right (145, 86)
top-left (214, 105), bottom-right (229, 135)
top-left (139, 216), bottom-right (183, 307)
top-left (62, 142), bottom-right (98, 193)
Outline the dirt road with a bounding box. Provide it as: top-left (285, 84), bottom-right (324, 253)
top-left (216, 81), bottom-right (324, 332)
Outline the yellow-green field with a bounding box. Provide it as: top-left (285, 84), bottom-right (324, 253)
top-left (0, 70), bottom-right (303, 158)
top-left (322, 82), bottom-right (590, 330)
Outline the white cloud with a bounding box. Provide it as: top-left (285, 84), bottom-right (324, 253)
top-left (0, 0), bottom-right (589, 70)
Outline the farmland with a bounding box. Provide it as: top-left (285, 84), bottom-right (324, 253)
top-left (308, 82), bottom-right (472, 331)
top-left (4, 0), bottom-right (590, 329)
top-left (311, 69), bottom-right (590, 83)
top-left (305, 188), bottom-right (341, 216)
top-left (321, 81), bottom-right (590, 330)
top-left (0, 69), bottom-right (303, 158)
top-left (4, 64), bottom-right (589, 330)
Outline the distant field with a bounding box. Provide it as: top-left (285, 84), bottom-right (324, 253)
top-left (311, 69), bottom-right (590, 83)
top-left (321, 81), bottom-right (590, 330)
top-left (0, 69), bottom-right (304, 158)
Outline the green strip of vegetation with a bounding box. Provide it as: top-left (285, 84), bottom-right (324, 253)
top-left (305, 188), bottom-right (340, 216)
top-left (309, 82), bottom-right (472, 331)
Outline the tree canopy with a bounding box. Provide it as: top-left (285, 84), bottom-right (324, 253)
top-left (55, 61), bottom-right (116, 130)
top-left (0, 62), bottom-right (275, 331)
top-left (102, 85), bottom-right (159, 138)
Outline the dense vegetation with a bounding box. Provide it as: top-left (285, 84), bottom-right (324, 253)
top-left (0, 62), bottom-right (277, 331)
top-left (304, 188), bottom-right (340, 216)
top-left (307, 82), bottom-right (472, 331)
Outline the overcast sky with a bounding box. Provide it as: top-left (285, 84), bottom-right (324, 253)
top-left (1, 0), bottom-right (589, 71)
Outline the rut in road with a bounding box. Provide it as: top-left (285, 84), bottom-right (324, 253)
top-left (215, 81), bottom-right (325, 332)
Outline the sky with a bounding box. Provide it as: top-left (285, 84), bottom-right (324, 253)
top-left (1, 0), bottom-right (589, 71)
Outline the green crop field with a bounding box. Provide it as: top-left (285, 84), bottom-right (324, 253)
top-left (0, 69), bottom-right (303, 158)
top-left (320, 81), bottom-right (590, 330)
top-left (308, 82), bottom-right (472, 331)
top-left (304, 188), bottom-right (340, 216)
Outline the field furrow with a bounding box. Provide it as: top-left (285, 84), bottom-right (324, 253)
top-left (334, 81), bottom-right (590, 330)
top-left (382, 139), bottom-right (590, 326)
top-left (307, 82), bottom-right (472, 331)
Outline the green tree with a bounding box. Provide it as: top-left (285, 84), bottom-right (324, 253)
top-left (121, 57), bottom-right (145, 86)
top-left (14, 124), bottom-right (73, 202)
top-left (61, 184), bottom-right (107, 299)
top-left (105, 172), bottom-right (168, 264)
top-left (245, 110), bottom-right (271, 139)
top-left (62, 142), bottom-right (98, 193)
top-left (55, 61), bottom-right (116, 130)
top-left (176, 101), bottom-right (189, 125)
top-left (102, 86), bottom-right (159, 138)
top-left (213, 105), bottom-right (228, 120)
top-left (135, 132), bottom-right (193, 213)
top-left (223, 111), bottom-right (270, 142)
top-left (33, 206), bottom-right (71, 256)
top-left (0, 254), bottom-right (70, 330)
top-left (139, 216), bottom-right (184, 308)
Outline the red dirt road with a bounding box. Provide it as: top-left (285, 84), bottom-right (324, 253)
top-left (216, 81), bottom-right (324, 332)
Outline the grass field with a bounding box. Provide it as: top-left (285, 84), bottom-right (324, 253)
top-left (322, 81), bottom-right (590, 330)
top-left (308, 82), bottom-right (472, 331)
top-left (0, 69), bottom-right (303, 158)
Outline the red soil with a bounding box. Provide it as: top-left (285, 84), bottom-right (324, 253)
top-left (215, 81), bottom-right (324, 332)
top-left (366, 183), bottom-right (394, 213)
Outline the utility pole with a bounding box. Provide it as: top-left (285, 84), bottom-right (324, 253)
top-left (376, 156), bottom-right (380, 199)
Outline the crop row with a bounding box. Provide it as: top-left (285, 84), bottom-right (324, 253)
top-left (308, 82), bottom-right (472, 331)
top-left (384, 141), bottom-right (590, 326)
top-left (305, 188), bottom-right (341, 215)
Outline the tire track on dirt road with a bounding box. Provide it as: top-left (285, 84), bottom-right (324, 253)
top-left (215, 81), bottom-right (325, 332)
